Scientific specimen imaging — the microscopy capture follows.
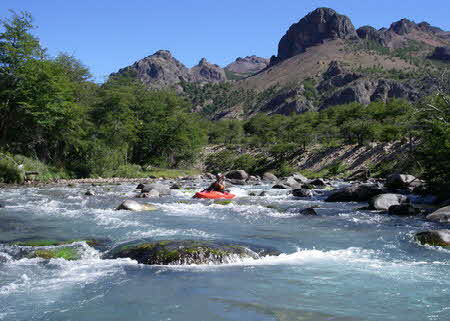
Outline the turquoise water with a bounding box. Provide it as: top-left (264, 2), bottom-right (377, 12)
top-left (0, 182), bottom-right (449, 321)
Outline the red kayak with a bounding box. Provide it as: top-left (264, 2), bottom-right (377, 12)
top-left (194, 190), bottom-right (236, 199)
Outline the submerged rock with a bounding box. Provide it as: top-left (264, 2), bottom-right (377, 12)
top-left (287, 207), bottom-right (318, 216)
top-left (103, 240), bottom-right (280, 265)
top-left (116, 200), bottom-right (157, 211)
top-left (135, 190), bottom-right (160, 198)
top-left (388, 204), bottom-right (421, 216)
top-left (426, 206), bottom-right (450, 224)
top-left (415, 230), bottom-right (450, 247)
top-left (369, 193), bottom-right (409, 210)
top-left (84, 190), bottom-right (95, 196)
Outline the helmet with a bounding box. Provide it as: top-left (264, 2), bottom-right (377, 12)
top-left (216, 173), bottom-right (225, 179)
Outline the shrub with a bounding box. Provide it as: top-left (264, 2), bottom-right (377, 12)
top-left (0, 157), bottom-right (24, 184)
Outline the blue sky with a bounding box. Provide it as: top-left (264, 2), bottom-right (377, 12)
top-left (1, 0), bottom-right (449, 82)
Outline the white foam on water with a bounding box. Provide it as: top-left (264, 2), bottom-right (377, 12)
top-left (126, 227), bottom-right (215, 239)
top-left (0, 244), bottom-right (137, 297)
top-left (160, 246), bottom-right (450, 283)
top-left (338, 211), bottom-right (390, 225)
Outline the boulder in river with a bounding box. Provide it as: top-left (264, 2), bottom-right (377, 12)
top-left (28, 246), bottom-right (82, 260)
top-left (263, 172), bottom-right (278, 182)
top-left (116, 200), bottom-right (157, 211)
top-left (287, 207), bottom-right (318, 216)
top-left (84, 190), bottom-right (95, 196)
top-left (141, 183), bottom-right (171, 196)
top-left (170, 183), bottom-right (182, 189)
top-left (310, 178), bottom-right (326, 187)
top-left (272, 184), bottom-right (290, 189)
top-left (103, 240), bottom-right (280, 265)
top-left (426, 206), bottom-right (450, 224)
top-left (292, 173), bottom-right (309, 184)
top-left (225, 170), bottom-right (248, 180)
top-left (386, 174), bottom-right (420, 190)
top-left (292, 189), bottom-right (313, 197)
top-left (415, 230), bottom-right (450, 247)
top-left (279, 177), bottom-right (302, 189)
top-left (388, 204), bottom-right (421, 216)
top-left (325, 184), bottom-right (384, 202)
top-left (369, 193), bottom-right (409, 210)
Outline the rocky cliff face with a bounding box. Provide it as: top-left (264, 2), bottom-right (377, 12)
top-left (114, 51), bottom-right (227, 89)
top-left (270, 8), bottom-right (357, 65)
top-left (225, 56), bottom-right (269, 74)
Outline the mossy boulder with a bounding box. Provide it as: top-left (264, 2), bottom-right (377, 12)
top-left (29, 247), bottom-right (82, 260)
top-left (103, 240), bottom-right (280, 265)
top-left (415, 230), bottom-right (450, 247)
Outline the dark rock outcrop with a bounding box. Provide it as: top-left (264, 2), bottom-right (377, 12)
top-left (431, 46), bottom-right (450, 61)
top-left (389, 19), bottom-right (417, 36)
top-left (272, 8), bottom-right (357, 65)
top-left (103, 240), bottom-right (280, 265)
top-left (320, 78), bottom-right (421, 109)
top-left (415, 230), bottom-right (450, 247)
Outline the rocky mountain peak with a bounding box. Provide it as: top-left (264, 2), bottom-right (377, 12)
top-left (198, 57), bottom-right (209, 65)
top-left (153, 50), bottom-right (173, 59)
top-left (389, 19), bottom-right (417, 35)
top-left (271, 7), bottom-right (357, 65)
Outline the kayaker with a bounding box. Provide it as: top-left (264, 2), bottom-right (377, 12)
top-left (206, 173), bottom-right (226, 192)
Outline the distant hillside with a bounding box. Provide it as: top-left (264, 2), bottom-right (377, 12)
top-left (111, 7), bottom-right (450, 119)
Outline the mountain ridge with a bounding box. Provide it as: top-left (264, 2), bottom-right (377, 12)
top-left (112, 7), bottom-right (449, 119)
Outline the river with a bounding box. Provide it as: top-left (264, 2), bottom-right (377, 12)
top-left (0, 181), bottom-right (448, 321)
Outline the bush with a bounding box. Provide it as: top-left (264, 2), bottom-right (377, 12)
top-left (110, 164), bottom-right (145, 178)
top-left (204, 150), bottom-right (236, 173)
top-left (0, 156), bottom-right (24, 184)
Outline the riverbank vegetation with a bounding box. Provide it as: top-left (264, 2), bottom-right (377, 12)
top-left (0, 11), bottom-right (448, 196)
